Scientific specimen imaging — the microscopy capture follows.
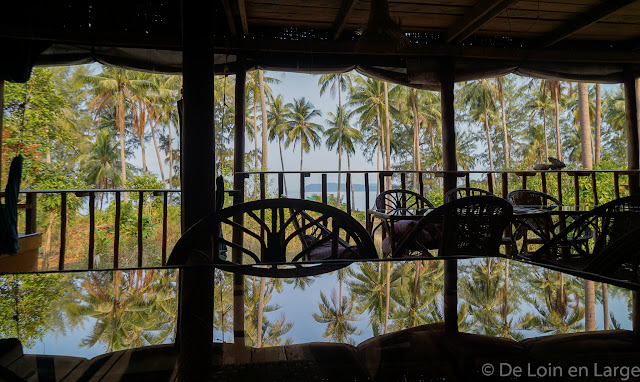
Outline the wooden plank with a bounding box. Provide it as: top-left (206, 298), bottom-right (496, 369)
top-left (537, 0), bottom-right (639, 47)
top-left (138, 191), bottom-right (144, 267)
top-left (162, 191), bottom-right (168, 266)
top-left (331, 0), bottom-right (359, 40)
top-left (239, 0), bottom-right (249, 35)
top-left (446, 0), bottom-right (521, 43)
top-left (88, 192), bottom-right (95, 270)
top-left (221, 0), bottom-right (238, 36)
top-left (114, 191), bottom-right (121, 268)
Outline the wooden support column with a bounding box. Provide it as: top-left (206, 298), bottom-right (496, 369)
top-left (233, 65), bottom-right (248, 353)
top-left (1, 79), bottom-right (4, 181)
top-left (624, 69), bottom-right (640, 334)
top-left (440, 58), bottom-right (458, 334)
top-left (178, 0), bottom-right (216, 380)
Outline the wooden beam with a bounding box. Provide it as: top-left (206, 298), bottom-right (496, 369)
top-left (238, 0), bottom-right (249, 36)
top-left (625, 68), bottom-right (640, 196)
top-left (331, 0), bottom-right (359, 40)
top-left (446, 0), bottom-right (520, 44)
top-left (220, 0), bottom-right (238, 37)
top-left (538, 0), bottom-right (638, 47)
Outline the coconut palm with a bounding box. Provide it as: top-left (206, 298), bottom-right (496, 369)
top-left (78, 67), bottom-right (153, 202)
top-left (523, 79), bottom-right (553, 160)
top-left (151, 74), bottom-right (181, 186)
top-left (324, 106), bottom-right (362, 207)
top-left (77, 129), bottom-right (123, 190)
top-left (284, 97), bottom-right (324, 171)
top-left (391, 261), bottom-right (443, 330)
top-left (458, 79), bottom-right (499, 173)
top-left (313, 289), bottom-right (361, 344)
top-left (318, 73), bottom-right (353, 206)
top-left (496, 76), bottom-right (511, 167)
top-left (267, 94), bottom-right (290, 195)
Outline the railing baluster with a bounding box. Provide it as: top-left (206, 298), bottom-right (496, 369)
top-left (557, 172), bottom-right (563, 204)
top-left (400, 173), bottom-right (406, 193)
top-left (25, 193), bottom-right (37, 234)
top-left (541, 172), bottom-right (547, 195)
top-left (114, 191), bottom-right (121, 268)
top-left (502, 173), bottom-right (508, 199)
top-left (346, 173), bottom-right (352, 215)
top-left (465, 173), bottom-right (471, 189)
top-left (278, 173), bottom-right (284, 197)
top-left (418, 172), bottom-right (424, 197)
top-left (162, 191), bottom-right (168, 266)
top-left (59, 192), bottom-right (67, 270)
top-left (574, 174), bottom-right (580, 206)
top-left (138, 191), bottom-right (144, 268)
top-left (364, 173), bottom-right (370, 211)
top-left (322, 174), bottom-right (328, 205)
top-left (591, 172), bottom-right (599, 205)
top-left (260, 173), bottom-right (266, 200)
top-left (487, 172), bottom-right (494, 194)
top-left (522, 174), bottom-right (527, 190)
top-left (614, 172), bottom-right (621, 199)
top-left (379, 172), bottom-right (385, 194)
top-left (300, 173), bottom-right (305, 200)
top-left (88, 192), bottom-right (95, 270)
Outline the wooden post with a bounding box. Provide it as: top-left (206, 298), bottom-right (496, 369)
top-left (440, 58), bottom-right (458, 334)
top-left (624, 69), bottom-right (640, 334)
top-left (232, 66), bottom-right (247, 352)
top-left (624, 69), bottom-right (640, 196)
top-left (0, 79), bottom-right (4, 182)
top-left (178, 0), bottom-right (216, 378)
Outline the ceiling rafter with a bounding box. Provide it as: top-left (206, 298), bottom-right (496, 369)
top-left (331, 0), bottom-right (359, 40)
top-left (446, 0), bottom-right (520, 44)
top-left (238, 0), bottom-right (249, 36)
top-left (538, 0), bottom-right (639, 47)
top-left (220, 0), bottom-right (238, 37)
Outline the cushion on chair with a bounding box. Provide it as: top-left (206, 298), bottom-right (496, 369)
top-left (381, 220), bottom-right (441, 255)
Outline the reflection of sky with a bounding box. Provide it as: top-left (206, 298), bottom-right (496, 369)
top-left (17, 263), bottom-right (635, 358)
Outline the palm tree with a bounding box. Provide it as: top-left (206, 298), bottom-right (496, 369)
top-left (313, 289), bottom-right (361, 344)
top-left (549, 80), bottom-right (565, 161)
top-left (458, 79), bottom-right (499, 174)
top-left (496, 77), bottom-right (511, 167)
top-left (129, 71), bottom-right (157, 174)
top-left (267, 94), bottom-right (290, 195)
top-left (285, 97), bottom-right (324, 171)
top-left (318, 73), bottom-right (353, 206)
top-left (152, 74), bottom-right (181, 186)
top-left (391, 261), bottom-right (443, 330)
top-left (324, 106), bottom-right (362, 207)
top-left (77, 129), bottom-right (123, 190)
top-left (523, 79), bottom-right (553, 160)
top-left (79, 67), bottom-right (153, 202)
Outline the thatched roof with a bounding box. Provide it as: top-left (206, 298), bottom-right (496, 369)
top-left (1, 0), bottom-right (639, 86)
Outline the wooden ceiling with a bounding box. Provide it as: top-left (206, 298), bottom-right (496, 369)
top-left (232, 0), bottom-right (640, 45)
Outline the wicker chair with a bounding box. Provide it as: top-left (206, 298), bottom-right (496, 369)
top-left (167, 198), bottom-right (378, 277)
top-left (532, 195), bottom-right (640, 289)
top-left (506, 189), bottom-right (566, 253)
top-left (443, 187), bottom-right (493, 204)
top-left (392, 196), bottom-right (513, 258)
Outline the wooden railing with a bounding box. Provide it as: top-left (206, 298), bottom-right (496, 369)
top-left (8, 169), bottom-right (639, 272)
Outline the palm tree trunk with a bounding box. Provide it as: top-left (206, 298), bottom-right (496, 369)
top-left (117, 96), bottom-right (128, 203)
top-left (484, 115), bottom-right (495, 173)
top-left (584, 280), bottom-right (596, 331)
top-left (595, 83), bottom-right (602, 164)
top-left (602, 283), bottom-right (609, 330)
top-left (348, 154), bottom-right (355, 210)
top-left (384, 261), bottom-right (391, 334)
top-left (543, 107), bottom-right (549, 160)
top-left (497, 77), bottom-right (510, 167)
top-left (151, 124), bottom-right (165, 183)
top-left (278, 138), bottom-right (288, 196)
top-left (300, 143), bottom-right (304, 172)
top-left (411, 89), bottom-right (421, 185)
top-left (140, 132), bottom-right (147, 173)
top-left (554, 85), bottom-right (563, 161)
top-left (259, 70), bottom-right (269, 170)
top-left (256, 276), bottom-right (266, 347)
top-left (384, 82), bottom-right (392, 190)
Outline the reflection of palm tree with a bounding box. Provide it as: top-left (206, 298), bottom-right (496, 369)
top-left (391, 261), bottom-right (443, 330)
top-left (313, 289), bottom-right (361, 344)
top-left (526, 270), bottom-right (584, 334)
top-left (243, 277), bottom-right (292, 347)
top-left (65, 270), bottom-right (176, 352)
top-left (348, 262), bottom-right (401, 336)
